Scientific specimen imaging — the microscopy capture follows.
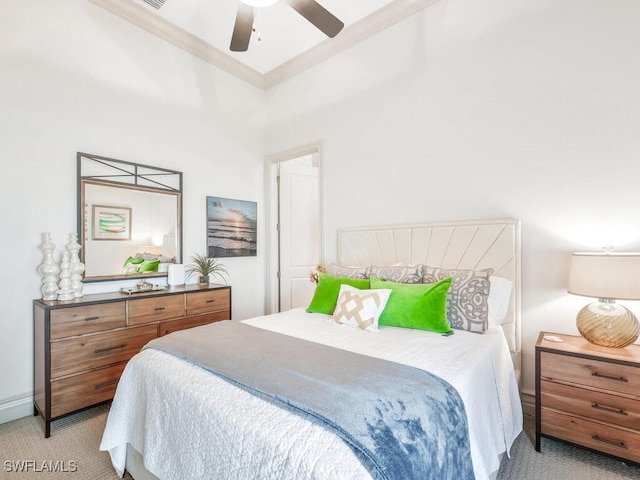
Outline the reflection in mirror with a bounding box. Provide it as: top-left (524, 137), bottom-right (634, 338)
top-left (78, 153), bottom-right (182, 282)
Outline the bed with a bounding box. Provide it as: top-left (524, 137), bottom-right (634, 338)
top-left (100, 218), bottom-right (523, 480)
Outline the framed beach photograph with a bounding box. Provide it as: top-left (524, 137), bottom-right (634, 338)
top-left (92, 204), bottom-right (132, 240)
top-left (207, 196), bottom-right (257, 257)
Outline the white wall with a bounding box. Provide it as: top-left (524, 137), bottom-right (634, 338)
top-left (3, 0), bottom-right (640, 424)
top-left (0, 0), bottom-right (267, 421)
top-left (266, 0), bottom-right (640, 396)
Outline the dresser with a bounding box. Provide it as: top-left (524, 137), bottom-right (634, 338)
top-left (536, 331), bottom-right (640, 463)
top-left (33, 284), bottom-right (231, 437)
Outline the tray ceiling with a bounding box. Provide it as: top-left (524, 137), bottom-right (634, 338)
top-left (89, 0), bottom-right (440, 89)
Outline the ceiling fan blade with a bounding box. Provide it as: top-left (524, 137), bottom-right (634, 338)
top-left (230, 3), bottom-right (254, 52)
top-left (287, 0), bottom-right (344, 38)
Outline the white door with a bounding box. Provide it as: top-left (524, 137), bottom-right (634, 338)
top-left (278, 159), bottom-right (319, 311)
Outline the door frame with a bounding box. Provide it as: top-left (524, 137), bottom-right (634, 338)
top-left (264, 141), bottom-right (324, 314)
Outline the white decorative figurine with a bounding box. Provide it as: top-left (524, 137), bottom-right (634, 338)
top-left (56, 251), bottom-right (75, 301)
top-left (38, 232), bottom-right (60, 301)
top-left (66, 232), bottom-right (85, 298)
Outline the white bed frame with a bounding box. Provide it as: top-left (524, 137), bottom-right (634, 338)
top-left (124, 217), bottom-right (522, 480)
top-left (337, 218), bottom-right (522, 380)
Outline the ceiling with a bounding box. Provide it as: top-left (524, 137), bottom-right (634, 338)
top-left (89, 0), bottom-right (440, 89)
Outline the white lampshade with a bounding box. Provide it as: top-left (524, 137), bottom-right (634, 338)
top-left (241, 0), bottom-right (279, 7)
top-left (568, 252), bottom-right (640, 300)
top-left (568, 251), bottom-right (640, 348)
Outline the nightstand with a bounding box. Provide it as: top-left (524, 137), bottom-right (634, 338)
top-left (536, 331), bottom-right (640, 463)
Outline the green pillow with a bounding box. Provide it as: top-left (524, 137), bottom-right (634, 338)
top-left (138, 259), bottom-right (160, 272)
top-left (307, 272), bottom-right (370, 314)
top-left (122, 256), bottom-right (144, 267)
top-left (372, 277), bottom-right (453, 334)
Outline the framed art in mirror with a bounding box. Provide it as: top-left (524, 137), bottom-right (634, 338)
top-left (78, 152), bottom-right (183, 282)
top-left (91, 205), bottom-right (132, 240)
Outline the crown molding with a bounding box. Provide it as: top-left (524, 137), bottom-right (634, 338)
top-left (88, 0), bottom-right (265, 89)
top-left (264, 0), bottom-right (440, 89)
top-left (88, 0), bottom-right (440, 91)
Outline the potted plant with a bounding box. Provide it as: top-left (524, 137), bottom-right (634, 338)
top-left (185, 253), bottom-right (229, 284)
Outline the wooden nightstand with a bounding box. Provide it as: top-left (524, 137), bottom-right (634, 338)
top-left (536, 331), bottom-right (640, 463)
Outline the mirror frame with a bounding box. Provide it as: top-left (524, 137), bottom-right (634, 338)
top-left (77, 152), bottom-right (183, 283)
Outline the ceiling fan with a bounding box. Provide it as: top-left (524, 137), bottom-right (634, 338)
top-left (230, 0), bottom-right (344, 52)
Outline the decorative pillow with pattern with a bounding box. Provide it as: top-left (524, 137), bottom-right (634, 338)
top-left (332, 284), bottom-right (392, 331)
top-left (370, 264), bottom-right (423, 283)
top-left (327, 263), bottom-right (371, 279)
top-left (422, 266), bottom-right (494, 333)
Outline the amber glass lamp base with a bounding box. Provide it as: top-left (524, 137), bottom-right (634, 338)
top-left (576, 302), bottom-right (640, 348)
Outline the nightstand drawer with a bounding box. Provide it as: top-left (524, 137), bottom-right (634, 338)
top-left (541, 379), bottom-right (640, 430)
top-left (541, 351), bottom-right (640, 397)
top-left (542, 408), bottom-right (640, 463)
top-left (128, 295), bottom-right (185, 326)
top-left (50, 325), bottom-right (157, 378)
top-left (51, 302), bottom-right (126, 340)
top-left (51, 362), bottom-right (127, 417)
top-left (186, 289), bottom-right (230, 316)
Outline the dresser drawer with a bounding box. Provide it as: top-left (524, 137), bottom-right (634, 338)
top-left (542, 408), bottom-right (640, 463)
top-left (128, 295), bottom-right (185, 326)
top-left (50, 302), bottom-right (126, 340)
top-left (50, 325), bottom-right (157, 378)
top-left (51, 362), bottom-right (127, 417)
top-left (541, 379), bottom-right (640, 431)
top-left (159, 311), bottom-right (228, 336)
top-left (540, 351), bottom-right (640, 397)
top-left (186, 289), bottom-right (230, 316)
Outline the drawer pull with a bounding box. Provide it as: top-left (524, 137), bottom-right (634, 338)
top-left (592, 403), bottom-right (628, 416)
top-left (154, 307), bottom-right (166, 311)
top-left (84, 316), bottom-right (100, 322)
top-left (206, 299), bottom-right (216, 303)
top-left (94, 344), bottom-right (126, 354)
top-left (95, 380), bottom-right (119, 390)
top-left (591, 372), bottom-right (628, 383)
top-left (592, 435), bottom-right (628, 449)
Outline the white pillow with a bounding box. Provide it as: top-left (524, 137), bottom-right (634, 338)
top-left (332, 284), bottom-right (392, 332)
top-left (488, 276), bottom-right (513, 326)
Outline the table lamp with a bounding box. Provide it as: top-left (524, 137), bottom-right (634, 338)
top-left (567, 250), bottom-right (640, 348)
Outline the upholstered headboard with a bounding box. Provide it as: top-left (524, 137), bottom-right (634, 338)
top-left (336, 218), bottom-right (522, 379)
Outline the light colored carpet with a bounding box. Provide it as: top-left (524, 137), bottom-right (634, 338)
top-left (0, 404), bottom-right (131, 479)
top-left (497, 415), bottom-right (639, 480)
top-left (0, 407), bottom-right (638, 479)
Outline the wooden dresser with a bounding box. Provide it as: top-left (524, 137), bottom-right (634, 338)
top-left (33, 284), bottom-right (231, 437)
top-left (536, 331), bottom-right (640, 463)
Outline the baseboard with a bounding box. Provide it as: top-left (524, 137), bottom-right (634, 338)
top-left (520, 387), bottom-right (535, 418)
top-left (0, 393), bottom-right (34, 425)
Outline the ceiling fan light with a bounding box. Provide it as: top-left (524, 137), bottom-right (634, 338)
top-left (241, 0), bottom-right (279, 7)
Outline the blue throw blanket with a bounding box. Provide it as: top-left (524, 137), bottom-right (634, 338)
top-left (144, 320), bottom-right (474, 480)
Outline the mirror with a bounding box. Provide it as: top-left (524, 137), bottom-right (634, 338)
top-left (77, 152), bottom-right (183, 282)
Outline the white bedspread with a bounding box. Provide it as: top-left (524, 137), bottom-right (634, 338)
top-left (100, 309), bottom-right (522, 480)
